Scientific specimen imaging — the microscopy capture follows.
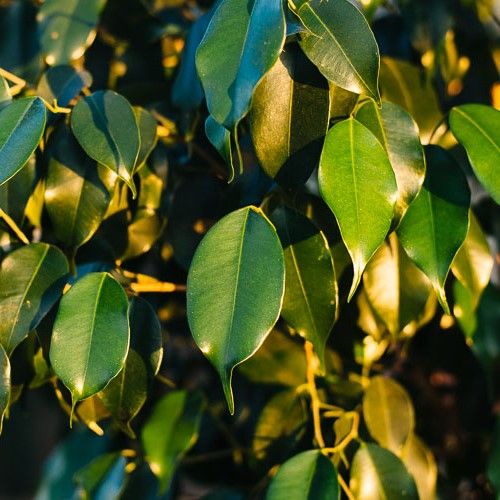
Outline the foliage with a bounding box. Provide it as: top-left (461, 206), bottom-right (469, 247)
top-left (0, 0), bottom-right (498, 498)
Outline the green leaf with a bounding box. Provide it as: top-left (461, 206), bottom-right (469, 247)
top-left (50, 272), bottom-right (130, 408)
top-left (266, 449), bottom-right (340, 500)
top-left (0, 344), bottom-right (10, 433)
top-left (0, 96), bottom-right (46, 186)
top-left (451, 211), bottom-right (493, 309)
top-left (142, 390), bottom-right (205, 493)
top-left (133, 107), bottom-right (157, 172)
top-left (99, 296), bottom-right (163, 437)
top-left (187, 206), bottom-right (285, 414)
top-left (318, 117), bottom-right (397, 301)
top-left (45, 126), bottom-right (112, 251)
top-left (196, 0), bottom-right (286, 129)
top-left (269, 206), bottom-right (337, 370)
top-left (249, 44), bottom-right (330, 187)
top-left (355, 100), bottom-right (426, 225)
top-left (362, 233), bottom-right (433, 338)
top-left (205, 116), bottom-right (234, 181)
top-left (38, 0), bottom-right (106, 65)
top-left (71, 90), bottom-right (140, 196)
top-left (0, 243), bottom-right (69, 355)
top-left (292, 0), bottom-right (380, 101)
top-left (363, 376), bottom-right (415, 454)
top-left (449, 104), bottom-right (500, 204)
top-left (350, 443), bottom-right (418, 500)
top-left (397, 145), bottom-right (470, 314)
top-left (379, 57), bottom-right (442, 144)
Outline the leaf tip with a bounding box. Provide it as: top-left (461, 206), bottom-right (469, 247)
top-left (221, 371), bottom-right (235, 415)
top-left (348, 260), bottom-right (364, 302)
top-left (436, 286), bottom-right (451, 315)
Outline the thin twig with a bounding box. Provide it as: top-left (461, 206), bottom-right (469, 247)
top-left (0, 208), bottom-right (29, 244)
top-left (338, 473), bottom-right (355, 500)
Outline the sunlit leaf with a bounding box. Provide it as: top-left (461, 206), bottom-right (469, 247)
top-left (0, 345), bottom-right (10, 433)
top-left (133, 107), bottom-right (157, 172)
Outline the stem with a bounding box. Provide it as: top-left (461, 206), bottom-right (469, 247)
top-left (322, 412), bottom-right (360, 455)
top-left (0, 208), bottom-right (29, 244)
top-left (304, 341), bottom-right (326, 449)
top-left (338, 473), bottom-right (355, 500)
top-left (40, 97), bottom-right (71, 114)
top-left (130, 282), bottom-right (186, 293)
top-left (155, 373), bottom-right (176, 388)
top-left (0, 68), bottom-right (26, 96)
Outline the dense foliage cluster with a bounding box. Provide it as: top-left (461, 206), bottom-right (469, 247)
top-left (0, 0), bottom-right (499, 498)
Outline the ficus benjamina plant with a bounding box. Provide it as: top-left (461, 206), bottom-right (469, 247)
top-left (0, 0), bottom-right (498, 498)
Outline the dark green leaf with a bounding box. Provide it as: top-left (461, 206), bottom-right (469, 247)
top-left (196, 0), bottom-right (286, 129)
top-left (38, 0), bottom-right (106, 65)
top-left (0, 96), bottom-right (46, 186)
top-left (142, 390), bottom-right (205, 493)
top-left (187, 206), bottom-right (285, 413)
top-left (71, 90), bottom-right (140, 196)
top-left (355, 100), bottom-right (426, 225)
top-left (270, 206), bottom-right (337, 369)
top-left (0, 243), bottom-right (68, 354)
top-left (449, 104), bottom-right (500, 203)
top-left (133, 107), bottom-right (157, 172)
top-left (397, 145), bottom-right (470, 314)
top-left (50, 272), bottom-right (130, 408)
top-left (0, 344), bottom-right (10, 433)
top-left (292, 0), bottom-right (380, 101)
top-left (249, 44), bottom-right (330, 186)
top-left (318, 117), bottom-right (397, 300)
top-left (350, 443), bottom-right (418, 500)
top-left (266, 449), bottom-right (340, 500)
top-left (205, 116), bottom-right (234, 181)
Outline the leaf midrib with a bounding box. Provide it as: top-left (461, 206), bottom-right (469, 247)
top-left (454, 108), bottom-right (500, 154)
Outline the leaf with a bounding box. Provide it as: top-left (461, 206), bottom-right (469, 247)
top-left (36, 65), bottom-right (92, 109)
top-left (401, 434), bottom-right (437, 500)
top-left (249, 43), bottom-right (330, 187)
top-left (0, 243), bottom-right (69, 355)
top-left (99, 296), bottom-right (163, 437)
top-left (362, 233), bottom-right (433, 338)
top-left (49, 272), bottom-right (130, 409)
top-left (363, 376), bottom-right (415, 454)
top-left (37, 0), bottom-right (106, 65)
top-left (292, 0), bottom-right (380, 101)
top-left (133, 107), bottom-right (157, 172)
top-left (451, 211), bottom-right (493, 309)
top-left (0, 344), bottom-right (10, 433)
top-left (269, 206), bottom-right (337, 370)
top-left (142, 390), bottom-right (205, 493)
top-left (397, 145), bottom-right (470, 314)
top-left (187, 206), bottom-right (285, 414)
top-left (196, 0), bottom-right (286, 129)
top-left (266, 449), bottom-right (340, 500)
top-left (71, 90), bottom-right (140, 196)
top-left (0, 75), bottom-right (12, 109)
top-left (318, 117), bottom-right (397, 301)
top-left (0, 97), bottom-right (46, 186)
top-left (449, 104), bottom-right (500, 204)
top-left (45, 126), bottom-right (112, 251)
top-left (379, 57), bottom-right (442, 144)
top-left (355, 100), bottom-right (426, 225)
top-left (205, 116), bottom-right (234, 181)
top-left (350, 443), bottom-right (418, 500)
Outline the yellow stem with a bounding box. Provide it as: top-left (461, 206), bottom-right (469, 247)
top-left (338, 473), bottom-right (355, 500)
top-left (156, 373), bottom-right (176, 388)
top-left (0, 68), bottom-right (26, 96)
top-left (322, 412), bottom-right (360, 455)
top-left (305, 341), bottom-right (326, 449)
top-left (130, 282), bottom-right (186, 293)
top-left (0, 208), bottom-right (29, 244)
top-left (40, 97), bottom-right (71, 114)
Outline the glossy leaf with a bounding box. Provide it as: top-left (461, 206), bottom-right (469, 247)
top-left (0, 243), bottom-right (69, 355)
top-left (350, 443), bottom-right (418, 500)
top-left (99, 296), bottom-right (163, 437)
top-left (355, 100), bottom-right (426, 225)
top-left (293, 0), bottom-right (380, 101)
top-left (266, 449), bottom-right (340, 500)
top-left (142, 390), bottom-right (205, 493)
top-left (205, 116), bottom-right (234, 180)
top-left (38, 0), bottom-right (106, 65)
top-left (71, 90), bottom-right (140, 196)
top-left (45, 126), bottom-right (112, 251)
top-left (270, 206), bottom-right (337, 369)
top-left (451, 211), bottom-right (493, 309)
top-left (397, 145), bottom-right (470, 314)
top-left (363, 233), bottom-right (433, 338)
top-left (0, 97), bottom-right (46, 186)
top-left (50, 272), bottom-right (130, 408)
top-left (249, 44), bottom-right (330, 186)
top-left (133, 107), bottom-right (157, 172)
top-left (0, 344), bottom-right (10, 433)
top-left (196, 0), bottom-right (286, 129)
top-left (187, 206), bottom-right (285, 413)
top-left (449, 104), bottom-right (500, 204)
top-left (363, 376), bottom-right (415, 454)
top-left (318, 117), bottom-right (397, 300)
top-left (379, 57), bottom-right (442, 144)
